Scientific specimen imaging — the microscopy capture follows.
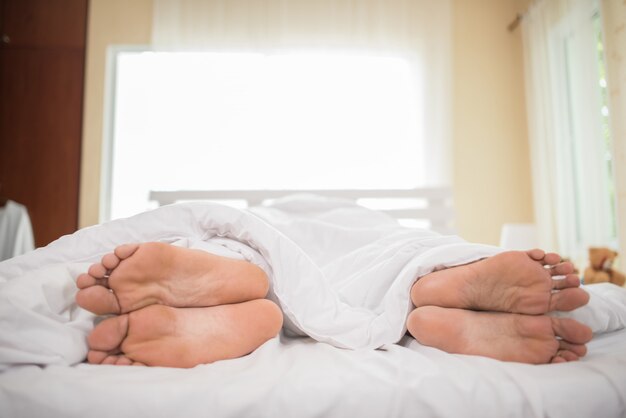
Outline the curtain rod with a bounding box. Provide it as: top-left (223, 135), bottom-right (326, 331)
top-left (508, 13), bottom-right (524, 32)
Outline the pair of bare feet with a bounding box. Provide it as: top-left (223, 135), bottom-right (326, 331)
top-left (75, 244), bottom-right (591, 367)
top-left (407, 249), bottom-right (592, 364)
top-left (75, 242), bottom-right (283, 368)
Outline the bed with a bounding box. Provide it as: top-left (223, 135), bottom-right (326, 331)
top-left (1, 192), bottom-right (625, 417)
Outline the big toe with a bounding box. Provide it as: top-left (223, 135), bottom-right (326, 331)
top-left (526, 249), bottom-right (546, 261)
top-left (527, 249), bottom-right (562, 266)
top-left (551, 317), bottom-right (593, 345)
top-left (76, 286), bottom-right (122, 315)
top-left (87, 314), bottom-right (129, 353)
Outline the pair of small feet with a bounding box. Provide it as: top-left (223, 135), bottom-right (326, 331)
top-left (75, 242), bottom-right (283, 368)
top-left (407, 249), bottom-right (592, 364)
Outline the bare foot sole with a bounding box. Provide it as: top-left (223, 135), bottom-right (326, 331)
top-left (86, 299), bottom-right (283, 368)
top-left (76, 242), bottom-right (269, 315)
top-left (411, 249), bottom-right (589, 314)
top-left (406, 306), bottom-right (593, 364)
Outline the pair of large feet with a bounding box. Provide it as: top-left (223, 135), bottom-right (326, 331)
top-left (407, 249), bottom-right (592, 364)
top-left (76, 243), bottom-right (283, 368)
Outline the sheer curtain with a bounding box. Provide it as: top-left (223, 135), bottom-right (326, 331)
top-left (151, 0), bottom-right (452, 186)
top-left (601, 0), bottom-right (626, 260)
top-left (522, 0), bottom-right (619, 261)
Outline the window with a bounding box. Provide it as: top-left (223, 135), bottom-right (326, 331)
top-left (593, 12), bottom-right (617, 241)
top-left (522, 0), bottom-right (618, 262)
top-left (104, 51), bottom-right (424, 221)
top-left (555, 2), bottom-right (617, 258)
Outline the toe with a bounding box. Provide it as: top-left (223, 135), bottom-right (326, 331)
top-left (559, 340), bottom-right (587, 357)
top-left (527, 249), bottom-right (546, 261)
top-left (542, 252), bottom-right (562, 266)
top-left (101, 355), bottom-right (119, 365)
top-left (102, 253), bottom-right (121, 270)
top-left (552, 274), bottom-right (581, 290)
top-left (554, 350), bottom-right (579, 362)
top-left (88, 263), bottom-right (108, 279)
top-left (549, 288), bottom-right (590, 312)
top-left (87, 314), bottom-right (129, 352)
top-left (529, 250), bottom-right (562, 265)
top-left (114, 243), bottom-right (141, 260)
top-left (115, 356), bottom-right (133, 366)
top-left (76, 286), bottom-right (122, 315)
top-left (548, 262), bottom-right (574, 276)
top-left (77, 273), bottom-right (110, 289)
top-left (551, 317), bottom-right (593, 344)
top-left (76, 273), bottom-right (96, 289)
top-left (87, 350), bottom-right (109, 364)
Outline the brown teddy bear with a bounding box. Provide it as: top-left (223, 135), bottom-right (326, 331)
top-left (583, 247), bottom-right (625, 286)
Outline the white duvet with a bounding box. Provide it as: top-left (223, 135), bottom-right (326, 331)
top-left (1, 195), bottom-right (626, 418)
top-left (1, 195), bottom-right (625, 371)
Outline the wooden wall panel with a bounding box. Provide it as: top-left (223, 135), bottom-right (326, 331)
top-left (2, 0), bottom-right (87, 48)
top-left (0, 0), bottom-right (87, 247)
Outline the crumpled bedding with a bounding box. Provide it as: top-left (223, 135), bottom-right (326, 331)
top-left (0, 195), bottom-right (625, 372)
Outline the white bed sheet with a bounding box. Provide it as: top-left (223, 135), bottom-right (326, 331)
top-left (1, 328), bottom-right (625, 418)
top-left (1, 196), bottom-right (625, 417)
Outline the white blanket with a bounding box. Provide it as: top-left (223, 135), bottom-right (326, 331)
top-left (1, 195), bottom-right (625, 372)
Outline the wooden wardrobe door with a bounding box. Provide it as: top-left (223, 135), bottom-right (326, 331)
top-left (0, 0), bottom-right (88, 247)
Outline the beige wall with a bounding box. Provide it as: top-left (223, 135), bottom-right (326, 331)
top-left (79, 0), bottom-right (153, 227)
top-left (80, 0), bottom-right (535, 246)
top-left (452, 0), bottom-right (534, 245)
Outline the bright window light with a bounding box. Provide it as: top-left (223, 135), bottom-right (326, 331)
top-left (107, 51), bottom-right (423, 220)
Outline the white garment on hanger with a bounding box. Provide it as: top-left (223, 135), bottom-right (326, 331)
top-left (0, 200), bottom-right (35, 261)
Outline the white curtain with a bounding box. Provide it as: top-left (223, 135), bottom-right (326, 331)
top-left (151, 0), bottom-right (452, 186)
top-left (522, 0), bottom-right (617, 260)
top-left (601, 0), bottom-right (626, 261)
